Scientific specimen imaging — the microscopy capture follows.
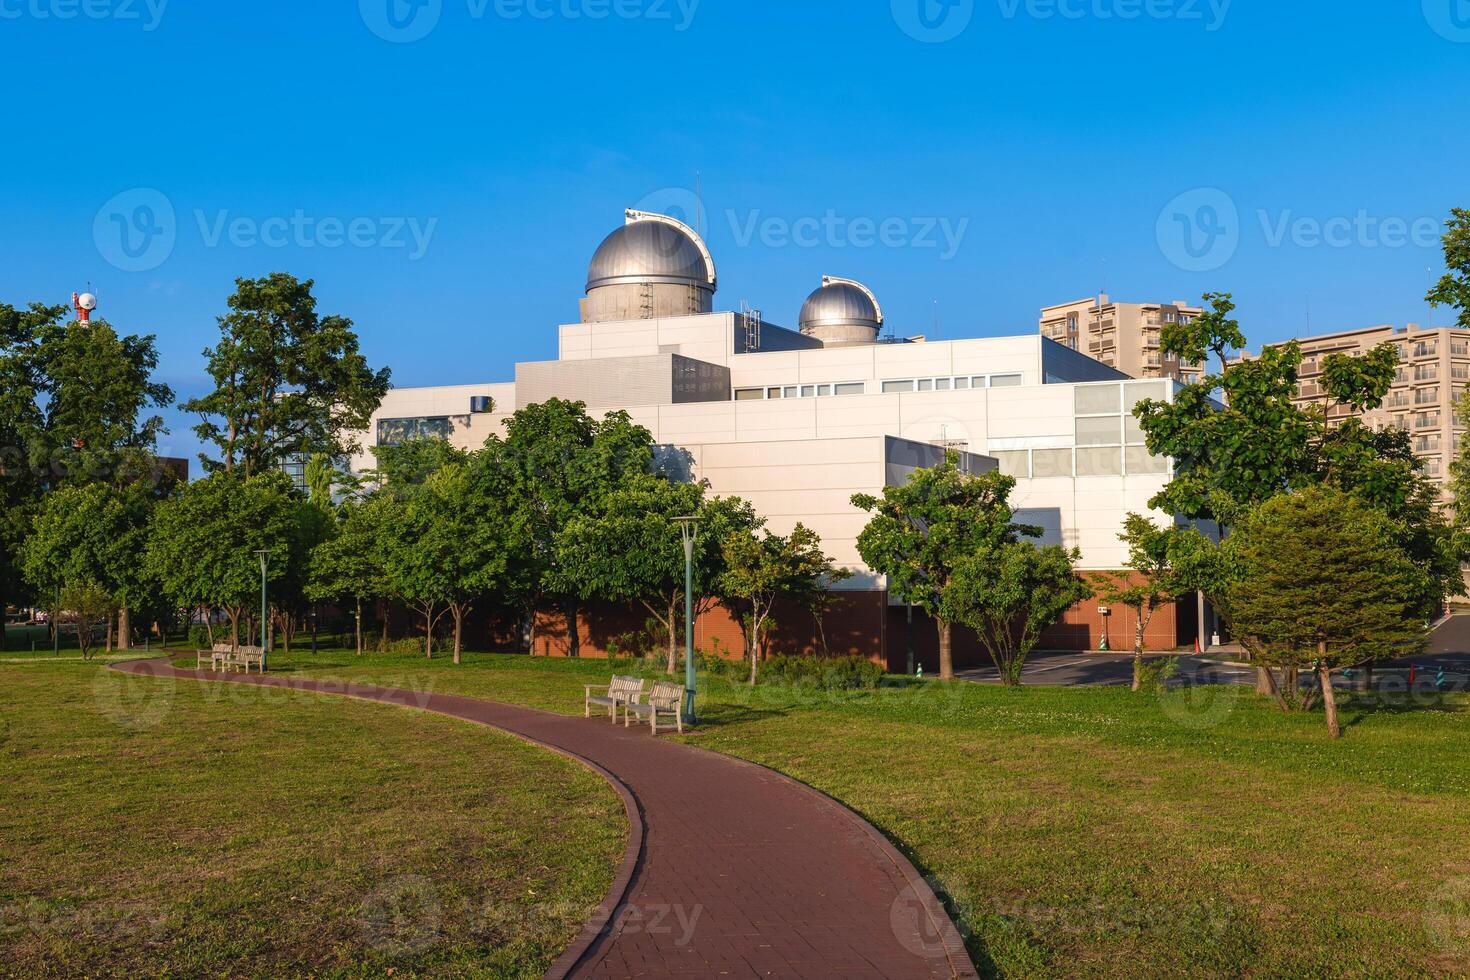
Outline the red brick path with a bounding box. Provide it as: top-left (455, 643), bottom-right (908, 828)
top-left (115, 659), bottom-right (976, 979)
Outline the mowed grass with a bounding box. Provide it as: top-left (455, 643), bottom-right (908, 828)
top-left (0, 661), bottom-right (625, 979)
top-left (250, 647), bottom-right (1470, 979)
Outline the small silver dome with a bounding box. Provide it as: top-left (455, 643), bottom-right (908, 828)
top-left (799, 278), bottom-right (883, 334)
top-left (586, 213), bottom-right (716, 293)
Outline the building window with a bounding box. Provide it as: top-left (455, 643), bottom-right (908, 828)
top-left (993, 450), bottom-right (1030, 478)
top-left (1032, 448), bottom-right (1073, 478)
top-left (377, 417), bottom-right (454, 446)
top-left (1076, 447), bottom-right (1124, 476)
top-left (1077, 416), bottom-right (1123, 446)
top-left (833, 382), bottom-right (865, 396)
top-left (990, 374), bottom-right (1023, 388)
top-left (882, 380), bottom-right (915, 394)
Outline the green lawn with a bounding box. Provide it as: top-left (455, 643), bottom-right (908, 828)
top-left (244, 647), bottom-right (1470, 979)
top-left (0, 661), bottom-right (625, 979)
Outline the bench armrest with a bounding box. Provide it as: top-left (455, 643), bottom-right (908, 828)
top-left (585, 685), bottom-right (611, 695)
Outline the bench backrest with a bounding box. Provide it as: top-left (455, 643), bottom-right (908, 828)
top-left (648, 681), bottom-right (684, 710)
top-left (212, 643), bottom-right (233, 653)
top-left (609, 675), bottom-right (645, 697)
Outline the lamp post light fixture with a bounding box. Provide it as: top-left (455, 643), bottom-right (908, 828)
top-left (254, 549), bottom-right (271, 670)
top-left (672, 515), bottom-right (701, 724)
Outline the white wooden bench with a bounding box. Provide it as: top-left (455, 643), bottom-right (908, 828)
top-left (195, 643), bottom-right (265, 673)
top-left (624, 680), bottom-right (686, 735)
top-left (226, 646), bottom-right (265, 673)
top-left (585, 675), bottom-right (645, 723)
top-left (195, 644), bottom-right (229, 671)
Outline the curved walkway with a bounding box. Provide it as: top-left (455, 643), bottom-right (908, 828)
top-left (114, 658), bottom-right (975, 979)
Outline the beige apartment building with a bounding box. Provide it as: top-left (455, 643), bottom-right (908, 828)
top-left (1040, 294), bottom-right (1205, 383)
top-left (1272, 323), bottom-right (1470, 487)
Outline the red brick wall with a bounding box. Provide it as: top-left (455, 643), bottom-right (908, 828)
top-left (530, 575), bottom-right (1193, 669)
top-left (532, 593), bottom-right (887, 664)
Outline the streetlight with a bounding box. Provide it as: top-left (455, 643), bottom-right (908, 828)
top-left (254, 549), bottom-right (271, 670)
top-left (672, 515), bottom-right (701, 725)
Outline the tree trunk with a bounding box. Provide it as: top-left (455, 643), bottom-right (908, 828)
top-left (118, 607), bottom-right (131, 650)
top-left (565, 601), bottom-right (580, 658)
top-left (525, 605), bottom-right (537, 655)
top-left (380, 600), bottom-right (389, 653)
top-left (748, 612), bottom-right (763, 686)
top-left (667, 599), bottom-right (678, 675)
top-left (451, 603), bottom-right (465, 665)
top-left (936, 616), bottom-right (954, 680)
top-left (423, 605), bottom-right (435, 659)
top-left (106, 615), bottom-right (113, 654)
top-left (355, 598), bottom-right (363, 656)
top-left (227, 609), bottom-right (239, 650)
top-left (1132, 615), bottom-right (1148, 692)
top-left (1318, 660), bottom-right (1341, 739)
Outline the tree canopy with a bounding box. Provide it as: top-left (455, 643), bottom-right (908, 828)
top-left (185, 273), bottom-right (390, 477)
top-left (1225, 486), bottom-right (1425, 738)
top-left (853, 458), bottom-right (1039, 679)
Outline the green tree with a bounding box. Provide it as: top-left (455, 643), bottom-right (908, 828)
top-left (59, 583), bottom-right (114, 662)
top-left (1137, 292), bottom-right (1462, 699)
top-left (1, 301), bottom-right (174, 646)
top-left (556, 474), bottom-right (706, 673)
top-left (380, 459), bottom-right (521, 661)
top-left (185, 273), bottom-right (390, 477)
top-left (1225, 487), bottom-right (1426, 739)
top-left (146, 472), bottom-right (299, 648)
top-left (307, 497), bottom-right (392, 656)
top-left (1159, 290), bottom-right (1246, 375)
top-left (947, 541), bottom-right (1089, 686)
top-left (718, 522), bottom-right (845, 685)
top-left (1427, 208), bottom-right (1470, 329)
top-left (19, 482), bottom-right (158, 651)
top-left (498, 399), bottom-right (655, 657)
top-left (852, 457), bottom-right (1040, 680)
top-left (1091, 515), bottom-right (1196, 691)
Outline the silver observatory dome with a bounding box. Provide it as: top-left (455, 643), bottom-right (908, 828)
top-left (582, 210), bottom-right (717, 323)
top-left (798, 276), bottom-right (884, 346)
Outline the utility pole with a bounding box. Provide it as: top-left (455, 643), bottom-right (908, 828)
top-left (674, 516), bottom-right (701, 724)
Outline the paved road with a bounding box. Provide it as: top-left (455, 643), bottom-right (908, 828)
top-left (956, 614), bottom-right (1470, 690)
top-left (955, 650), bottom-right (1253, 687)
top-left (112, 658), bottom-right (975, 979)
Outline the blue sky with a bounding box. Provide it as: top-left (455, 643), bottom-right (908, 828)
top-left (3, 0), bottom-right (1468, 461)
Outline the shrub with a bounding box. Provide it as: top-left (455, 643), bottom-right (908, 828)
top-left (762, 655), bottom-right (884, 690)
top-left (187, 625), bottom-right (213, 649)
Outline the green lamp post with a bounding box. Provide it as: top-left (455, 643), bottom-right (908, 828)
top-left (672, 515), bottom-right (701, 724)
top-left (254, 549), bottom-right (271, 670)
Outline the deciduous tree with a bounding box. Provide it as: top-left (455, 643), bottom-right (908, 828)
top-left (853, 458), bottom-right (1040, 680)
top-left (946, 541), bottom-right (1089, 686)
top-left (719, 522), bottom-right (845, 685)
top-left (146, 472), bottom-right (298, 648)
top-left (1091, 514), bottom-right (1196, 691)
top-left (185, 274), bottom-right (390, 477)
